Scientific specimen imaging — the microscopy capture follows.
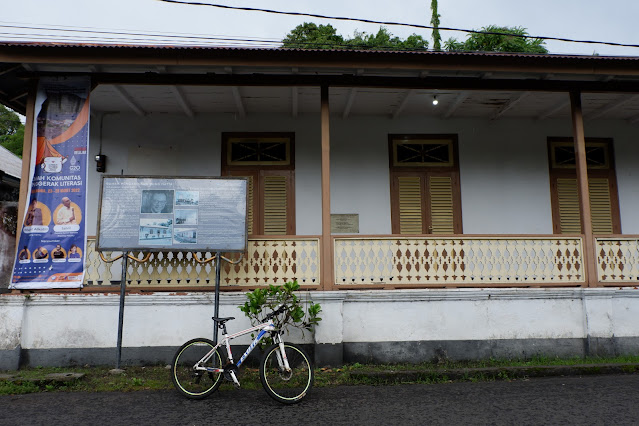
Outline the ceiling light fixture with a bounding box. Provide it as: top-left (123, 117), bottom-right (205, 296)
top-left (432, 95), bottom-right (439, 106)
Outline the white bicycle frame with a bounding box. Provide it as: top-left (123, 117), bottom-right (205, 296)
top-left (194, 318), bottom-right (291, 387)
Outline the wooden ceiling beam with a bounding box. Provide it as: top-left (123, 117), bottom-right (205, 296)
top-left (291, 86), bottom-right (298, 118)
top-left (587, 94), bottom-right (639, 120)
top-left (342, 88), bottom-right (357, 119)
top-left (490, 91), bottom-right (530, 120)
top-left (231, 86), bottom-right (245, 118)
top-left (112, 85), bottom-right (145, 116)
top-left (391, 89), bottom-right (414, 119)
top-left (57, 72), bottom-right (639, 93)
top-left (291, 67), bottom-right (298, 118)
top-left (443, 91), bottom-right (469, 119)
top-left (169, 85), bottom-right (194, 118)
top-left (537, 99), bottom-right (570, 120)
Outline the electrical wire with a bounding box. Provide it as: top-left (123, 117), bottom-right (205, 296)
top-left (0, 24), bottom-right (430, 51)
top-left (156, 0), bottom-right (639, 49)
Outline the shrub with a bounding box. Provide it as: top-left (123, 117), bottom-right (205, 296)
top-left (239, 281), bottom-right (321, 347)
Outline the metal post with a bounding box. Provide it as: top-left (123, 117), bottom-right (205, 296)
top-left (213, 251), bottom-right (221, 344)
top-left (116, 253), bottom-right (128, 369)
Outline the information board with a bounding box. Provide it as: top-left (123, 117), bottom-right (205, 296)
top-left (97, 176), bottom-right (247, 252)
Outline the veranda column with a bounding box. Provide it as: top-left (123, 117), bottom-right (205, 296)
top-left (570, 91), bottom-right (597, 287)
top-left (320, 85), bottom-right (333, 290)
top-left (15, 81), bottom-right (37, 248)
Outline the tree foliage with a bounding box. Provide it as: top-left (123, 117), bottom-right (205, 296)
top-left (282, 22), bottom-right (428, 51)
top-left (0, 105), bottom-right (24, 157)
top-left (430, 0), bottom-right (442, 51)
top-left (445, 26), bottom-right (548, 53)
top-left (281, 22), bottom-right (345, 49)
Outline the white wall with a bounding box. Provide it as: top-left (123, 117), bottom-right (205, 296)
top-left (586, 119), bottom-right (639, 234)
top-left (2, 288), bottom-right (638, 367)
top-left (86, 112), bottom-right (639, 237)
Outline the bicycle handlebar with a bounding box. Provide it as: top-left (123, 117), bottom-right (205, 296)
top-left (264, 304), bottom-right (287, 321)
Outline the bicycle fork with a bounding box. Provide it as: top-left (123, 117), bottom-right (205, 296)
top-left (275, 337), bottom-right (292, 376)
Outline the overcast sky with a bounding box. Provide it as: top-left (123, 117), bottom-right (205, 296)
top-left (2, 0), bottom-right (638, 56)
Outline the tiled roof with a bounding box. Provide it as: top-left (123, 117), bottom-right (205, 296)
top-left (0, 41), bottom-right (638, 61)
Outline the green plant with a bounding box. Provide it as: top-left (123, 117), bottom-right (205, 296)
top-left (239, 281), bottom-right (321, 348)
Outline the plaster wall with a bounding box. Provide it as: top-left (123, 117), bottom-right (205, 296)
top-left (1, 288), bottom-right (638, 367)
top-left (86, 113), bottom-right (639, 237)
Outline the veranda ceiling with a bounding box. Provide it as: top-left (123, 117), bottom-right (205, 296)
top-left (89, 84), bottom-right (639, 122)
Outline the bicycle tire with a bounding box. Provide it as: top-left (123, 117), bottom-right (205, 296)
top-left (259, 343), bottom-right (314, 404)
top-left (171, 338), bottom-right (223, 399)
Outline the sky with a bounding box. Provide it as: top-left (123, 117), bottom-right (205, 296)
top-left (1, 0), bottom-right (638, 56)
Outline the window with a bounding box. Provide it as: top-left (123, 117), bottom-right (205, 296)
top-left (222, 133), bottom-right (295, 236)
top-left (548, 138), bottom-right (621, 234)
top-left (389, 135), bottom-right (462, 234)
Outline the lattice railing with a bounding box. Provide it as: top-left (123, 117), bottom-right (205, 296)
top-left (334, 236), bottom-right (585, 285)
top-left (596, 237), bottom-right (639, 283)
top-left (84, 237), bottom-right (320, 287)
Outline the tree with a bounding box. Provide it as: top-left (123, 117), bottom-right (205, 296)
top-left (430, 0), bottom-right (442, 51)
top-left (445, 25), bottom-right (548, 54)
top-left (281, 22), bottom-right (345, 49)
top-left (0, 105), bottom-right (24, 157)
top-left (346, 27), bottom-right (428, 51)
top-left (282, 23), bottom-right (428, 51)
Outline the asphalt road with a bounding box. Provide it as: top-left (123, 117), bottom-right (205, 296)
top-left (1, 374), bottom-right (637, 425)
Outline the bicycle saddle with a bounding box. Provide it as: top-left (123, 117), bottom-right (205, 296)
top-left (212, 316), bottom-right (235, 324)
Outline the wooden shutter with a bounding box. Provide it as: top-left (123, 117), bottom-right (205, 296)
top-left (556, 178), bottom-right (581, 233)
top-left (227, 171), bottom-right (257, 235)
top-left (397, 176), bottom-right (423, 234)
top-left (555, 177), bottom-right (614, 234)
top-left (429, 176), bottom-right (454, 234)
top-left (262, 175), bottom-right (288, 235)
top-left (588, 178), bottom-right (613, 234)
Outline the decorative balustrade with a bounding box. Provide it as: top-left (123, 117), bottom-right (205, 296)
top-left (334, 236), bottom-right (585, 285)
top-left (86, 235), bottom-right (622, 288)
top-left (596, 237), bottom-right (639, 283)
top-left (84, 237), bottom-right (320, 287)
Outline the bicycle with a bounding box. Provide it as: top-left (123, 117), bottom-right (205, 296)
top-left (171, 304), bottom-right (314, 404)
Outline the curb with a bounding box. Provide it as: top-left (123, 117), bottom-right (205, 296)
top-left (349, 363), bottom-right (639, 383)
top-left (0, 372), bottom-right (84, 385)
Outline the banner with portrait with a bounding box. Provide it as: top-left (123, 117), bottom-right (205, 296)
top-left (10, 77), bottom-right (90, 289)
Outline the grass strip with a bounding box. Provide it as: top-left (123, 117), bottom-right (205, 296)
top-left (1, 355), bottom-right (639, 395)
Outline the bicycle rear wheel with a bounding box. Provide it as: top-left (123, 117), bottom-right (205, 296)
top-left (260, 343), bottom-right (314, 404)
top-left (171, 338), bottom-right (223, 399)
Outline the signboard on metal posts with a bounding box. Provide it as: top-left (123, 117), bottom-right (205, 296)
top-left (96, 176), bottom-right (248, 252)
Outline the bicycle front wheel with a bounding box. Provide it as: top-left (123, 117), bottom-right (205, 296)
top-left (171, 338), bottom-right (223, 399)
top-left (260, 343), bottom-right (314, 404)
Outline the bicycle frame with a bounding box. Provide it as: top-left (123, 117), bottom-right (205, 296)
top-left (194, 319), bottom-right (291, 376)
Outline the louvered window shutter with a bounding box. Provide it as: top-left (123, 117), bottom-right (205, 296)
top-left (429, 176), bottom-right (455, 234)
top-left (588, 178), bottom-right (613, 234)
top-left (228, 172), bottom-right (256, 235)
top-left (556, 178), bottom-right (582, 233)
top-left (556, 177), bottom-right (614, 234)
top-left (397, 176), bottom-right (423, 234)
top-left (263, 175), bottom-right (288, 235)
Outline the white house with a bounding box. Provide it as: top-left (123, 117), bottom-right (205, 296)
top-left (1, 42), bottom-right (639, 369)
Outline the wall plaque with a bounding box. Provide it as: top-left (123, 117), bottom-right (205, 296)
top-left (331, 214), bottom-right (359, 234)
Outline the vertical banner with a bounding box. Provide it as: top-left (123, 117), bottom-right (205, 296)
top-left (10, 77), bottom-right (90, 289)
